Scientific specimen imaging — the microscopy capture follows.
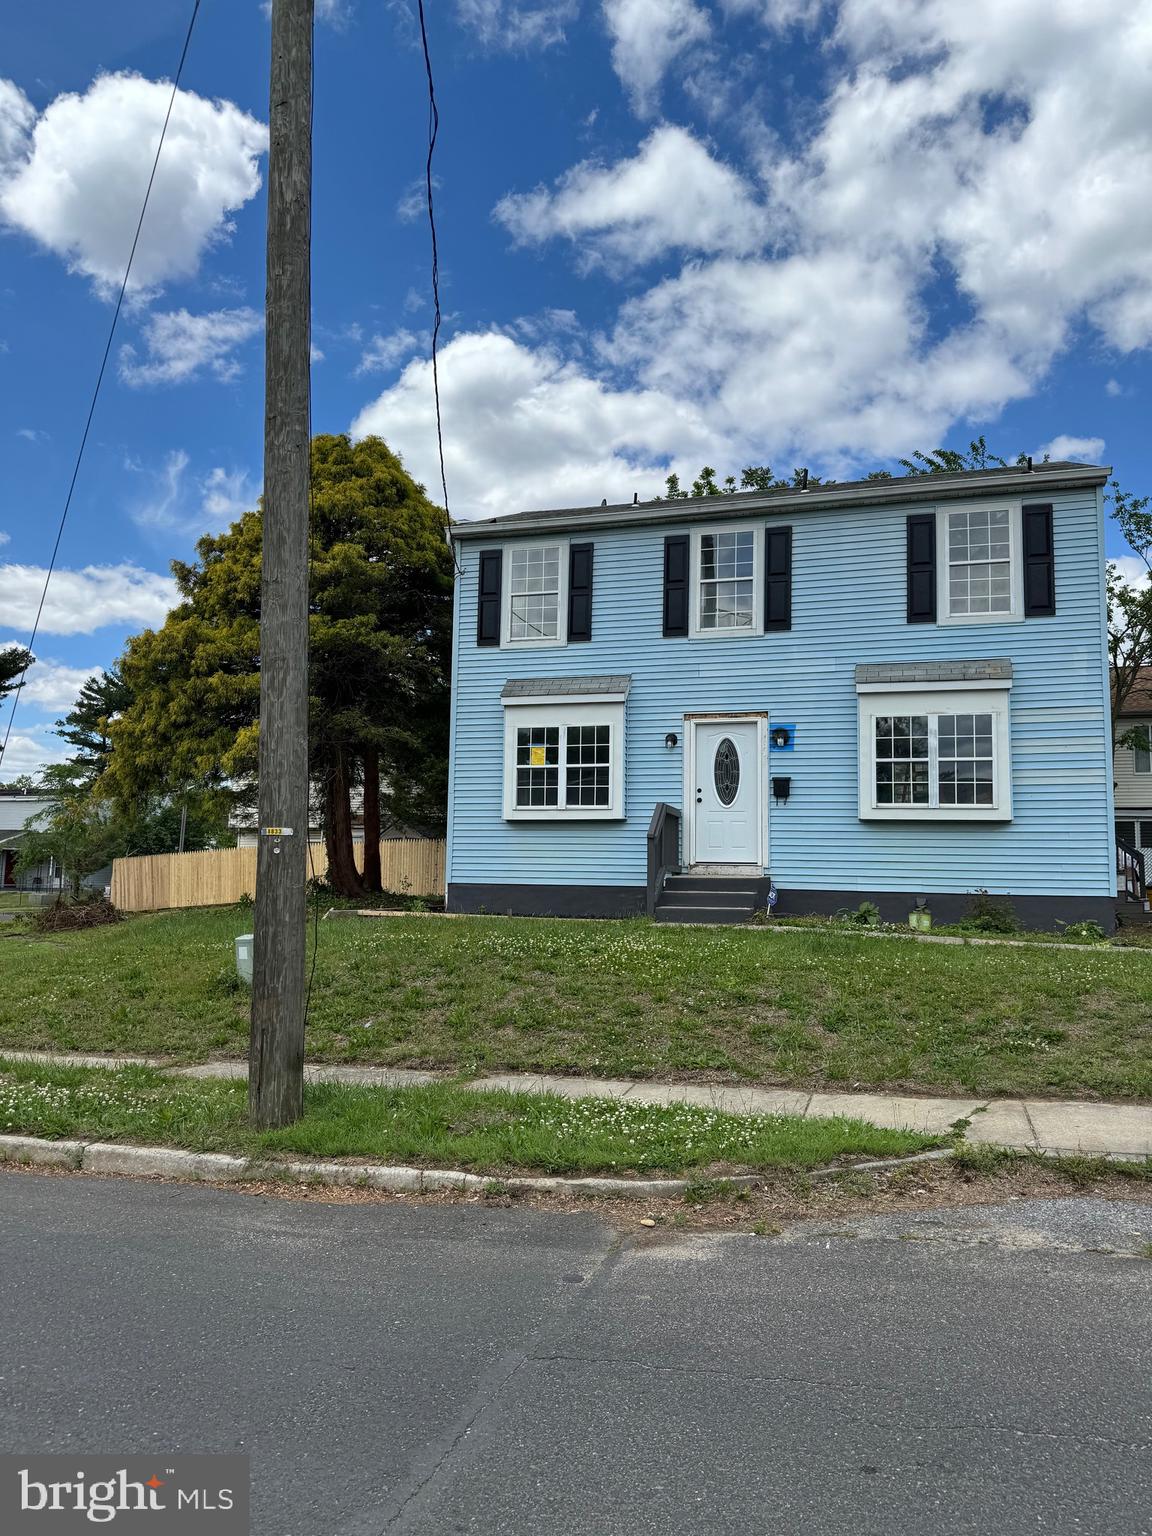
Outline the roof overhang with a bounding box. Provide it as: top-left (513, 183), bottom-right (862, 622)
top-left (451, 463), bottom-right (1111, 542)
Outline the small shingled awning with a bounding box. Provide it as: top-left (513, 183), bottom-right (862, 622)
top-left (854, 659), bottom-right (1013, 687)
top-left (501, 675), bottom-right (632, 701)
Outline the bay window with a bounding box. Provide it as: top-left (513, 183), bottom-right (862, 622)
top-left (858, 685), bottom-right (1012, 821)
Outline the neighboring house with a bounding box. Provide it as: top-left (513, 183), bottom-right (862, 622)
top-left (446, 460), bottom-right (1121, 930)
top-left (0, 790), bottom-right (65, 893)
top-left (1114, 666), bottom-right (1152, 874)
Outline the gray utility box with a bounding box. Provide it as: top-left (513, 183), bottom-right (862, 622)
top-left (235, 933), bottom-right (254, 986)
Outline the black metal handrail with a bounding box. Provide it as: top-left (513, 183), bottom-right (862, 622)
top-left (647, 802), bottom-right (682, 916)
top-left (1117, 836), bottom-right (1146, 904)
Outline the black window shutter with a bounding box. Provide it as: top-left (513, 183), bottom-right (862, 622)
top-left (476, 549), bottom-right (502, 646)
top-left (764, 526), bottom-right (793, 631)
top-left (663, 534), bottom-right (690, 637)
top-left (906, 514), bottom-right (936, 623)
top-left (1022, 503), bottom-right (1056, 616)
top-left (568, 542), bottom-right (594, 642)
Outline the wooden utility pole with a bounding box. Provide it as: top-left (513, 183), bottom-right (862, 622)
top-left (249, 0), bottom-right (313, 1129)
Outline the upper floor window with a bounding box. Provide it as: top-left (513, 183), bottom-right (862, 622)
top-left (505, 542), bottom-right (567, 646)
top-left (937, 502), bottom-right (1022, 624)
top-left (691, 527), bottom-right (762, 637)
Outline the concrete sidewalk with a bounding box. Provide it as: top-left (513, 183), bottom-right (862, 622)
top-left (5, 1051), bottom-right (1152, 1160)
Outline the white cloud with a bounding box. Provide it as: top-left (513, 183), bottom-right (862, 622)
top-left (494, 126), bottom-right (770, 267)
top-left (1105, 378), bottom-right (1124, 397)
top-left (0, 562), bottom-right (176, 635)
top-left (129, 452), bottom-right (256, 535)
top-left (0, 79), bottom-right (35, 168)
top-left (602, 0), bottom-right (711, 116)
top-left (1110, 555), bottom-right (1150, 595)
top-left (1036, 435), bottom-right (1106, 463)
top-left (310, 344), bottom-right (326, 364)
top-left (0, 729), bottom-right (69, 779)
top-left (0, 532), bottom-right (9, 546)
top-left (130, 449), bottom-right (191, 532)
top-left (720, 0), bottom-right (824, 27)
top-left (18, 659), bottom-right (101, 714)
top-left (396, 175), bottom-right (438, 223)
top-left (119, 307), bottom-right (262, 386)
top-left (351, 330), bottom-right (717, 518)
top-left (356, 328), bottom-right (420, 375)
top-left (200, 466), bottom-right (257, 529)
top-left (456, 0), bottom-right (578, 49)
top-left (15, 427), bottom-right (49, 442)
top-left (0, 73), bottom-right (266, 299)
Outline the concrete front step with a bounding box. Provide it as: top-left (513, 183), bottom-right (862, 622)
top-left (655, 906), bottom-right (755, 925)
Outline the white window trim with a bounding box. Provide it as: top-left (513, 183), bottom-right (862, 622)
top-left (502, 699), bottom-right (625, 821)
top-left (857, 684), bottom-right (1012, 822)
top-left (501, 539), bottom-right (569, 649)
top-left (935, 500), bottom-right (1024, 626)
top-left (689, 525), bottom-right (763, 639)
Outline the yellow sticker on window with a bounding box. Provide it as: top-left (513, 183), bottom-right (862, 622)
top-left (530, 746), bottom-right (547, 767)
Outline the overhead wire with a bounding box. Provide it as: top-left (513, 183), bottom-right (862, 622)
top-left (0, 0), bottom-right (204, 773)
top-left (415, 0), bottom-right (462, 574)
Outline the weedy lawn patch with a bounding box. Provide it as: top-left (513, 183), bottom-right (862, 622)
top-left (0, 907), bottom-right (1150, 1099)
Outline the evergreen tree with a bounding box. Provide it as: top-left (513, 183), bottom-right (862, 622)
top-left (107, 434), bottom-right (453, 896)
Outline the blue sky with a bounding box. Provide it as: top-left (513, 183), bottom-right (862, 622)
top-left (2, 0), bottom-right (1151, 776)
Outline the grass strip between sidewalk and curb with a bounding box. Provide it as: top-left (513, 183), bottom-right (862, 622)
top-left (0, 1057), bottom-right (939, 1181)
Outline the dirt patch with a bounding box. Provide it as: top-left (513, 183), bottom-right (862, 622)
top-left (9, 1156), bottom-right (1152, 1237)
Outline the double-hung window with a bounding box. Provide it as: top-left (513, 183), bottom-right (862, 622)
top-left (502, 694), bottom-right (626, 820)
top-left (505, 543), bottom-right (567, 645)
top-left (691, 527), bottom-right (761, 635)
top-left (1132, 724), bottom-right (1151, 775)
top-left (858, 686), bottom-right (1012, 821)
top-left (937, 502), bottom-right (1022, 623)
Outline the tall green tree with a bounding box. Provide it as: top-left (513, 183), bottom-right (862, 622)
top-left (55, 666), bottom-right (133, 788)
top-left (0, 645), bottom-right (32, 707)
top-left (107, 434), bottom-right (454, 896)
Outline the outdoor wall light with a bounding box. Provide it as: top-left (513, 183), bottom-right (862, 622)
top-left (664, 732), bottom-right (679, 749)
top-left (771, 726), bottom-right (792, 749)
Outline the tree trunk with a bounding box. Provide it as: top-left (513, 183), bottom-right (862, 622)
top-left (362, 747), bottom-right (382, 893)
top-left (324, 749), bottom-right (364, 897)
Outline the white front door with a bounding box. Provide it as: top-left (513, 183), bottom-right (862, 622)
top-left (690, 720), bottom-right (761, 865)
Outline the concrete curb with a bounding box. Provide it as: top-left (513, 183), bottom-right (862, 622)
top-left (0, 1133), bottom-right (957, 1200)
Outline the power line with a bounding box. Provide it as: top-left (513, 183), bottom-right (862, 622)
top-left (416, 0), bottom-right (450, 526)
top-left (0, 0), bottom-right (204, 775)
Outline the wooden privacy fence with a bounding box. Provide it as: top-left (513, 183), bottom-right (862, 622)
top-left (111, 839), bottom-right (446, 913)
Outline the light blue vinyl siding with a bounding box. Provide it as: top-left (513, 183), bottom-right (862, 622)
top-left (448, 488), bottom-right (1114, 897)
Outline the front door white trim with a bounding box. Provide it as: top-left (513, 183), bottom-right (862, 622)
top-left (682, 713), bottom-right (768, 869)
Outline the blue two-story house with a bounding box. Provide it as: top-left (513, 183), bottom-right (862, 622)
top-left (446, 461), bottom-right (1117, 930)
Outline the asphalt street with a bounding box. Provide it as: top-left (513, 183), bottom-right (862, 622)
top-left (1, 1171), bottom-right (1150, 1535)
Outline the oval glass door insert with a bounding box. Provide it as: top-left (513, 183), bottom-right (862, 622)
top-left (714, 737), bottom-right (740, 805)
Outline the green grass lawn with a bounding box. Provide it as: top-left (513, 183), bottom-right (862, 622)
top-left (0, 1058), bottom-right (935, 1174)
top-left (2, 906), bottom-right (1151, 1099)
